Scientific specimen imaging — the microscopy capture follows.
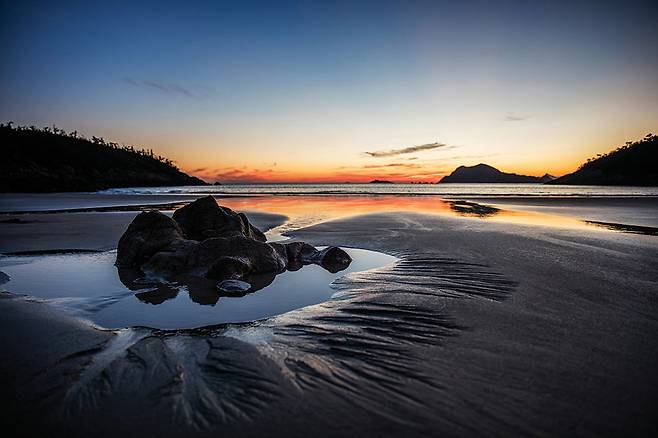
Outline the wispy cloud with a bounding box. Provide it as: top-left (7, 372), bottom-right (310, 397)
top-left (364, 142), bottom-right (449, 158)
top-left (361, 162), bottom-right (423, 169)
top-left (504, 113), bottom-right (529, 122)
top-left (123, 77), bottom-right (198, 99)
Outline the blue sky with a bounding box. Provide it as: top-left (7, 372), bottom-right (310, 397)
top-left (2, 0), bottom-right (657, 181)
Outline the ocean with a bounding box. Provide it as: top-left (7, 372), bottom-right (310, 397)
top-left (98, 183), bottom-right (658, 197)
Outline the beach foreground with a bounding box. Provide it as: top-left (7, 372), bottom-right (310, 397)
top-left (1, 196), bottom-right (657, 437)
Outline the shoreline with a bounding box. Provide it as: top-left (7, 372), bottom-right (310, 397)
top-left (2, 194), bottom-right (658, 255)
top-left (0, 210), bottom-right (288, 254)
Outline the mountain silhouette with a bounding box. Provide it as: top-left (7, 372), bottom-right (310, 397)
top-left (549, 134), bottom-right (657, 185)
top-left (438, 163), bottom-right (546, 183)
top-left (0, 123), bottom-right (207, 192)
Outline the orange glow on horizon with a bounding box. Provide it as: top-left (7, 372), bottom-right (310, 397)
top-left (170, 123), bottom-right (642, 184)
top-left (182, 164), bottom-right (569, 184)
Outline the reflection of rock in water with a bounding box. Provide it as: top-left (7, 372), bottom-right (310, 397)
top-left (116, 267), bottom-right (148, 290)
top-left (135, 287), bottom-right (179, 305)
top-left (229, 270), bottom-right (277, 296)
top-left (584, 220), bottom-right (658, 236)
top-left (448, 200), bottom-right (500, 218)
top-left (120, 271), bottom-right (223, 306)
top-left (118, 268), bottom-right (183, 305)
top-left (119, 266), bottom-right (286, 304)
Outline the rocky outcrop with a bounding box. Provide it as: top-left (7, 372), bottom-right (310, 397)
top-left (115, 211), bottom-right (185, 268)
top-left (115, 196), bottom-right (352, 293)
top-left (189, 236), bottom-right (287, 277)
top-left (172, 195), bottom-right (266, 242)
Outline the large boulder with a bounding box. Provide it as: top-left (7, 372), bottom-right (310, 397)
top-left (172, 196), bottom-right (266, 242)
top-left (188, 235), bottom-right (287, 278)
top-left (115, 211), bottom-right (184, 268)
top-left (141, 239), bottom-right (197, 276)
top-left (207, 256), bottom-right (252, 280)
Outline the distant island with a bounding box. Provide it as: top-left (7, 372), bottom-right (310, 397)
top-left (370, 179), bottom-right (395, 184)
top-left (0, 123), bottom-right (207, 192)
top-left (549, 134), bottom-right (657, 186)
top-left (438, 163), bottom-right (553, 184)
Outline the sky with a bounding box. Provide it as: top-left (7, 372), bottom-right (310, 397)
top-left (1, 0), bottom-right (657, 183)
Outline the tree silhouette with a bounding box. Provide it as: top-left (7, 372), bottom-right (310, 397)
top-left (0, 122), bottom-right (207, 192)
top-left (552, 134), bottom-right (657, 186)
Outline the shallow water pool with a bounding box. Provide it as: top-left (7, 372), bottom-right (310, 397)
top-left (0, 247), bottom-right (396, 330)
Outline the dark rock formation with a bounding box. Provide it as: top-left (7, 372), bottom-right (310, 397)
top-left (115, 211), bottom-right (185, 268)
top-left (207, 256), bottom-right (252, 280)
top-left (189, 236), bottom-right (287, 277)
top-left (439, 163), bottom-right (545, 183)
top-left (284, 241), bottom-right (318, 263)
top-left (141, 239), bottom-right (197, 275)
top-left (172, 196), bottom-right (266, 242)
top-left (115, 196), bottom-right (352, 294)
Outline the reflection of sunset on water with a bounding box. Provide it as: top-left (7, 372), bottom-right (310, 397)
top-left (215, 195), bottom-right (603, 235)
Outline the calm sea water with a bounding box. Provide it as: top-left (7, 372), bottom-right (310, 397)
top-left (99, 183), bottom-right (658, 197)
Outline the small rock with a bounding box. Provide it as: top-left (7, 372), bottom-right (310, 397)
top-left (308, 246), bottom-right (352, 273)
top-left (285, 241), bottom-right (318, 263)
top-left (217, 279), bottom-right (251, 293)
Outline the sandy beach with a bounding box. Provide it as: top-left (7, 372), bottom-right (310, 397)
top-left (1, 194), bottom-right (657, 437)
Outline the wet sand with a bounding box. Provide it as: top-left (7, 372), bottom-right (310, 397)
top-left (459, 196), bottom-right (658, 227)
top-left (0, 210), bottom-right (287, 253)
top-left (1, 198), bottom-right (657, 437)
top-left (0, 192), bottom-right (201, 213)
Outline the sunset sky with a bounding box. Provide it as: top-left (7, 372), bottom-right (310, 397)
top-left (2, 0), bottom-right (657, 183)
